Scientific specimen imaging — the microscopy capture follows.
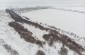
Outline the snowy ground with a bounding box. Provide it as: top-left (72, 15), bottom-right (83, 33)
top-left (21, 8), bottom-right (85, 38)
top-left (0, 7), bottom-right (85, 55)
top-left (55, 7), bottom-right (85, 12)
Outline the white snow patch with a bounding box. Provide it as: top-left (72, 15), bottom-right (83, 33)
top-left (21, 9), bottom-right (85, 38)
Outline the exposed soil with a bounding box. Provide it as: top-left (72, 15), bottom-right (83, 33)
top-left (0, 39), bottom-right (19, 55)
top-left (3, 44), bottom-right (19, 55)
top-left (59, 45), bottom-right (68, 55)
top-left (6, 9), bottom-right (49, 31)
top-left (43, 31), bottom-right (85, 55)
top-left (36, 50), bottom-right (45, 55)
top-left (9, 22), bottom-right (44, 47)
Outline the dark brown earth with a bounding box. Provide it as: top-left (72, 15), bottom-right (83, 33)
top-left (0, 39), bottom-right (19, 55)
top-left (9, 22), bottom-right (44, 47)
top-left (36, 50), bottom-right (45, 55)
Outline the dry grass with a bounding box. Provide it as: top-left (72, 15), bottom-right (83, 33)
top-left (36, 50), bottom-right (45, 55)
top-left (59, 45), bottom-right (68, 55)
top-left (43, 30), bottom-right (85, 55)
top-left (9, 22), bottom-right (44, 47)
top-left (3, 44), bottom-right (19, 55)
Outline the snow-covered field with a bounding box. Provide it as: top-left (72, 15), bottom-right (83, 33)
top-left (0, 7), bottom-right (85, 55)
top-left (55, 7), bottom-right (85, 12)
top-left (21, 8), bottom-right (85, 38)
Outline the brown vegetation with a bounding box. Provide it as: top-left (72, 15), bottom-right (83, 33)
top-left (3, 44), bottom-right (19, 55)
top-left (59, 45), bottom-right (68, 55)
top-left (43, 30), bottom-right (85, 55)
top-left (9, 22), bottom-right (44, 47)
top-left (36, 50), bottom-right (45, 55)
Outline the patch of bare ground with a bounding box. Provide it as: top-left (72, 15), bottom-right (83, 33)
top-left (6, 9), bottom-right (49, 31)
top-left (9, 22), bottom-right (44, 47)
top-left (36, 50), bottom-right (45, 55)
top-left (0, 38), bottom-right (19, 55)
top-left (3, 44), bottom-right (19, 55)
top-left (43, 30), bottom-right (85, 55)
top-left (59, 45), bottom-right (68, 55)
